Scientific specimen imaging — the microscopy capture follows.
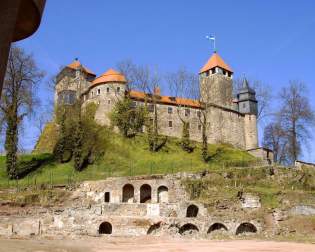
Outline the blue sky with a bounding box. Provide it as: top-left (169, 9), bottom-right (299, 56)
top-left (16, 0), bottom-right (315, 161)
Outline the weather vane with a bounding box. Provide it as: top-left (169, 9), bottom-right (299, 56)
top-left (206, 35), bottom-right (216, 52)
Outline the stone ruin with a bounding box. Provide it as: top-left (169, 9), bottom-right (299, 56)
top-left (0, 173), bottom-right (261, 238)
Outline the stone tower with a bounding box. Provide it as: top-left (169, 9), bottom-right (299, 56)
top-left (199, 52), bottom-right (233, 107)
top-left (237, 78), bottom-right (258, 149)
top-left (55, 59), bottom-right (96, 106)
top-left (86, 69), bottom-right (127, 126)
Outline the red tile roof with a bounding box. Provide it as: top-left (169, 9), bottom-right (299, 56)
top-left (67, 60), bottom-right (96, 76)
top-left (199, 52), bottom-right (233, 73)
top-left (129, 90), bottom-right (201, 109)
top-left (92, 69), bottom-right (127, 86)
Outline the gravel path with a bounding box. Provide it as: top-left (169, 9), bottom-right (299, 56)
top-left (0, 237), bottom-right (314, 252)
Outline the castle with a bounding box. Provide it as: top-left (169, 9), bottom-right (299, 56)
top-left (55, 52), bottom-right (270, 158)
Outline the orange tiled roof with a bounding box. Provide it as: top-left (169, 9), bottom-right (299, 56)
top-left (67, 60), bottom-right (96, 76)
top-left (92, 69), bottom-right (127, 85)
top-left (129, 90), bottom-right (201, 109)
top-left (199, 52), bottom-right (233, 73)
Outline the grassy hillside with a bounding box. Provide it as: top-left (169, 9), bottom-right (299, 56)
top-left (0, 133), bottom-right (257, 188)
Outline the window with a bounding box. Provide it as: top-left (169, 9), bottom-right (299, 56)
top-left (97, 89), bottom-right (100, 95)
top-left (131, 101), bottom-right (137, 108)
top-left (198, 124), bottom-right (201, 131)
top-left (197, 111), bottom-right (201, 118)
top-left (148, 104), bottom-right (154, 112)
top-left (106, 87), bottom-right (110, 93)
top-left (149, 118), bottom-right (154, 125)
top-left (104, 192), bottom-right (110, 203)
top-left (168, 121), bottom-right (172, 128)
top-left (185, 109), bottom-right (190, 117)
top-left (108, 100), bottom-right (111, 104)
top-left (211, 69), bottom-right (215, 74)
top-left (168, 107), bottom-right (173, 114)
top-left (117, 87), bottom-right (120, 92)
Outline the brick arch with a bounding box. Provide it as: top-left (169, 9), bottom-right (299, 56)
top-left (122, 184), bottom-right (134, 203)
top-left (157, 185), bottom-right (168, 203)
top-left (140, 184), bottom-right (152, 203)
top-left (207, 223), bottom-right (228, 233)
top-left (179, 223), bottom-right (199, 235)
top-left (99, 221), bottom-right (112, 234)
top-left (236, 222), bottom-right (257, 235)
top-left (186, 204), bottom-right (199, 217)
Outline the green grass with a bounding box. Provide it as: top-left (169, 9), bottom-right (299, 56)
top-left (0, 134), bottom-right (256, 189)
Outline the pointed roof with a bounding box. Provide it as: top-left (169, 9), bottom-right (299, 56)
top-left (239, 77), bottom-right (255, 94)
top-left (199, 52), bottom-right (233, 74)
top-left (67, 60), bottom-right (96, 76)
top-left (92, 68), bottom-right (127, 85)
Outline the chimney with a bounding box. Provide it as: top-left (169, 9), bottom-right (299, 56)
top-left (154, 87), bottom-right (160, 96)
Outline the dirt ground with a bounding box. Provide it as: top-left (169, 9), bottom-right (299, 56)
top-left (0, 236), bottom-right (314, 252)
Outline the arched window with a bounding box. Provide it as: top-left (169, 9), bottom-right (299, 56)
top-left (99, 222), bottom-right (112, 234)
top-left (140, 184), bottom-right (152, 203)
top-left (186, 204), bottom-right (199, 217)
top-left (122, 184), bottom-right (134, 203)
top-left (207, 223), bottom-right (228, 234)
top-left (157, 186), bottom-right (168, 203)
top-left (236, 222), bottom-right (257, 235)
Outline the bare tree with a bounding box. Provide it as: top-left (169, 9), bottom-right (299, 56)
top-left (277, 81), bottom-right (314, 162)
top-left (0, 46), bottom-right (44, 178)
top-left (117, 60), bottom-right (166, 151)
top-left (263, 121), bottom-right (289, 164)
top-left (166, 67), bottom-right (198, 152)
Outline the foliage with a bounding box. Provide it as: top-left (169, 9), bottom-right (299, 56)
top-left (53, 102), bottom-right (109, 171)
top-left (110, 98), bottom-right (147, 137)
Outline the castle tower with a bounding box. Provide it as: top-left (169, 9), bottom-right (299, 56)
top-left (55, 59), bottom-right (96, 106)
top-left (237, 78), bottom-right (258, 149)
top-left (199, 52), bottom-right (233, 107)
top-left (87, 69), bottom-right (127, 126)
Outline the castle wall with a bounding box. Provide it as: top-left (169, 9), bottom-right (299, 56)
top-left (134, 101), bottom-right (246, 148)
top-left (244, 114), bottom-right (258, 149)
